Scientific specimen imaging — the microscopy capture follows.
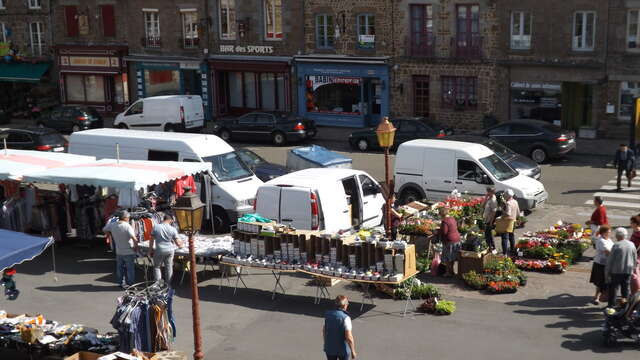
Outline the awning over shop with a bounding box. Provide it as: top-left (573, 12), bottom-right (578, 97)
top-left (0, 62), bottom-right (50, 83)
top-left (0, 149), bottom-right (96, 181)
top-left (22, 159), bottom-right (212, 193)
top-left (0, 229), bottom-right (53, 272)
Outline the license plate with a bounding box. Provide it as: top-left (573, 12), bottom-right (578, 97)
top-left (53, 147), bottom-right (64, 152)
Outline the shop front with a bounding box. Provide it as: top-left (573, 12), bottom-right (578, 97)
top-left (125, 56), bottom-right (210, 120)
top-left (57, 46), bottom-right (128, 114)
top-left (295, 56), bottom-right (390, 128)
top-left (209, 55), bottom-right (292, 117)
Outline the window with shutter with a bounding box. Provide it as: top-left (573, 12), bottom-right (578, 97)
top-left (101, 5), bottom-right (115, 37)
top-left (65, 6), bottom-right (78, 37)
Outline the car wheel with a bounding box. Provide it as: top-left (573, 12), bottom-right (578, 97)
top-left (117, 123), bottom-right (128, 129)
top-left (272, 131), bottom-right (286, 146)
top-left (71, 124), bottom-right (81, 133)
top-left (399, 188), bottom-right (421, 205)
top-left (219, 129), bottom-right (231, 141)
top-left (530, 147), bottom-right (548, 164)
top-left (356, 138), bottom-right (369, 152)
top-left (164, 124), bottom-right (175, 132)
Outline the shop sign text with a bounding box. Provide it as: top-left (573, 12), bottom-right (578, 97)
top-left (219, 45), bottom-right (274, 54)
top-left (510, 82), bottom-right (561, 91)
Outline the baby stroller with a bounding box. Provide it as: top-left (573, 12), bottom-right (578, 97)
top-left (603, 292), bottom-right (640, 347)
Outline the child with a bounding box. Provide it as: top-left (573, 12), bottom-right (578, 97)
top-left (1, 268), bottom-right (19, 300)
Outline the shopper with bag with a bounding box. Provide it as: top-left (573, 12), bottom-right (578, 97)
top-left (629, 216), bottom-right (640, 295)
top-left (497, 189), bottom-right (519, 256)
top-left (606, 228), bottom-right (637, 308)
top-left (482, 187), bottom-right (498, 252)
top-left (438, 207), bottom-right (461, 277)
top-left (590, 225), bottom-right (613, 305)
top-left (586, 196), bottom-right (608, 246)
top-left (613, 144), bottom-right (636, 192)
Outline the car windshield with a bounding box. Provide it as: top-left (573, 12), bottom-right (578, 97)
top-left (39, 132), bottom-right (65, 144)
top-left (482, 139), bottom-right (515, 158)
top-left (237, 149), bottom-right (264, 166)
top-left (202, 151), bottom-right (253, 182)
top-left (479, 154), bottom-right (518, 181)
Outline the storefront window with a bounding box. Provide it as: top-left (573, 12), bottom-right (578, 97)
top-left (85, 76), bottom-right (105, 102)
top-left (229, 72), bottom-right (243, 108)
top-left (510, 83), bottom-right (562, 123)
top-left (276, 74), bottom-right (285, 110)
top-left (260, 73), bottom-right (276, 110)
top-left (144, 69), bottom-right (180, 96)
top-left (66, 75), bottom-right (85, 102)
top-left (244, 73), bottom-right (257, 109)
top-left (114, 75), bottom-right (125, 104)
top-left (305, 75), bottom-right (362, 114)
top-left (65, 74), bottom-right (106, 103)
top-left (620, 81), bottom-right (640, 120)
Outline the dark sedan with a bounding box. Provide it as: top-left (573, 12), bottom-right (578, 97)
top-left (37, 106), bottom-right (104, 133)
top-left (0, 127), bottom-right (67, 152)
top-left (483, 120), bottom-right (576, 163)
top-left (236, 148), bottom-right (289, 182)
top-left (445, 135), bottom-right (541, 180)
top-left (213, 111), bottom-right (317, 146)
top-left (348, 117), bottom-right (454, 151)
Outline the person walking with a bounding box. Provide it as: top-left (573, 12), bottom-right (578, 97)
top-left (586, 196), bottom-right (608, 246)
top-left (606, 227), bottom-right (638, 308)
top-left (629, 216), bottom-right (640, 295)
top-left (149, 214), bottom-right (182, 284)
top-left (438, 206), bottom-right (461, 277)
top-left (589, 225), bottom-right (613, 305)
top-left (500, 189), bottom-right (520, 256)
top-left (613, 144), bottom-right (636, 191)
top-left (103, 210), bottom-right (138, 288)
top-left (323, 295), bottom-right (357, 360)
top-left (482, 187), bottom-right (498, 252)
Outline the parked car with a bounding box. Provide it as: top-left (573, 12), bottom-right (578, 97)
top-left (0, 108), bottom-right (9, 125)
top-left (212, 111), bottom-right (317, 146)
top-left (0, 127), bottom-right (67, 152)
top-left (236, 148), bottom-right (289, 182)
top-left (255, 168), bottom-right (384, 232)
top-left (348, 117), bottom-right (454, 151)
top-left (482, 120), bottom-right (576, 163)
top-left (114, 95), bottom-right (205, 132)
top-left (37, 106), bottom-right (103, 133)
top-left (445, 135), bottom-right (541, 180)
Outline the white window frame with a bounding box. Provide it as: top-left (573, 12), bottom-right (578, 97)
top-left (316, 14), bottom-right (334, 49)
top-left (510, 11), bottom-right (531, 49)
top-left (219, 0), bottom-right (236, 40)
top-left (143, 10), bottom-right (160, 40)
top-left (573, 11), bottom-right (596, 51)
top-left (629, 9), bottom-right (640, 50)
top-left (29, 22), bottom-right (44, 56)
top-left (356, 13), bottom-right (375, 49)
top-left (0, 23), bottom-right (6, 43)
top-left (0, 0), bottom-right (5, 10)
top-left (181, 10), bottom-right (198, 48)
top-left (264, 0), bottom-right (282, 41)
top-left (28, 0), bottom-right (41, 9)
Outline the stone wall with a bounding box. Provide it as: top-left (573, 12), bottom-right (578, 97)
top-left (53, 0), bottom-right (129, 45)
top-left (0, 0), bottom-right (52, 60)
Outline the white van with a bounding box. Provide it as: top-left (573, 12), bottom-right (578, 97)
top-left (255, 168), bottom-right (385, 233)
top-left (69, 128), bottom-right (263, 230)
top-left (394, 139), bottom-right (548, 211)
top-left (114, 95), bottom-right (205, 132)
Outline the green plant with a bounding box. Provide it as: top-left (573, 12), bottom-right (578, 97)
top-left (435, 300), bottom-right (456, 315)
top-left (416, 255), bottom-right (431, 273)
top-left (394, 279), bottom-right (441, 300)
top-left (462, 271), bottom-right (487, 289)
top-left (523, 245), bottom-right (557, 260)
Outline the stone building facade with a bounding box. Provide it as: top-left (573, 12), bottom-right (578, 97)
top-left (52, 0), bottom-right (129, 114)
top-left (207, 0), bottom-right (305, 117)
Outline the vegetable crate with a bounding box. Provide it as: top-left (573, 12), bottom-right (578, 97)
top-left (457, 250), bottom-right (490, 277)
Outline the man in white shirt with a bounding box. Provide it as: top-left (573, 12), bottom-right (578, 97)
top-left (103, 211), bottom-right (138, 288)
top-left (501, 189), bottom-right (520, 256)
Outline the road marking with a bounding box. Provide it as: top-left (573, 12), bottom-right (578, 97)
top-left (601, 185), bottom-right (640, 191)
top-left (607, 180), bottom-right (640, 186)
top-left (593, 192), bottom-right (640, 200)
top-left (577, 212), bottom-right (631, 220)
top-left (584, 200), bottom-right (639, 209)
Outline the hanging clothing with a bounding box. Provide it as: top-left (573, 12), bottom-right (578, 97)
top-left (173, 176), bottom-right (195, 197)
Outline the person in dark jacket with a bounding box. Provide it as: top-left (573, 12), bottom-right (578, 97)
top-left (613, 144), bottom-right (636, 191)
top-left (439, 207), bottom-right (461, 277)
top-left (323, 295), bottom-right (356, 360)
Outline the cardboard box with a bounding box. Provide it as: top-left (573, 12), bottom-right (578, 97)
top-left (65, 352), bottom-right (103, 360)
top-left (403, 245), bottom-right (417, 276)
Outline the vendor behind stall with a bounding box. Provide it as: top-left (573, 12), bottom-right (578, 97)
top-left (438, 207), bottom-right (461, 277)
top-left (382, 194), bottom-right (402, 240)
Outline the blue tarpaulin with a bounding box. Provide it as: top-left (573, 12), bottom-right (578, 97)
top-left (286, 145), bottom-right (352, 170)
top-left (0, 229), bottom-right (52, 272)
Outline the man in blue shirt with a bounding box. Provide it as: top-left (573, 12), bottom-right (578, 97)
top-left (323, 295), bottom-right (357, 360)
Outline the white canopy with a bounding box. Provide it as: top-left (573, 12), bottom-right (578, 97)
top-left (0, 149), bottom-right (96, 181)
top-left (22, 159), bottom-right (212, 192)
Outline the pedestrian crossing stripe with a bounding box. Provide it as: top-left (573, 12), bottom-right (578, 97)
top-left (607, 179), bottom-right (640, 186)
top-left (601, 185), bottom-right (640, 191)
top-left (584, 200), bottom-right (638, 209)
top-left (577, 212), bottom-right (630, 220)
top-left (592, 192), bottom-right (640, 200)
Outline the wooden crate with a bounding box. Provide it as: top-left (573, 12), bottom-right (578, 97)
top-left (403, 244), bottom-right (416, 276)
top-left (314, 276), bottom-right (341, 287)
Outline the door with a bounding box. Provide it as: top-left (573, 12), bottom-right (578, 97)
top-left (123, 100), bottom-right (144, 128)
top-left (280, 187), bottom-right (312, 230)
top-left (254, 113), bottom-right (275, 136)
top-left (6, 131), bottom-right (34, 150)
top-left (235, 113), bottom-right (256, 141)
top-left (486, 123), bottom-right (511, 147)
top-left (358, 174), bottom-right (384, 228)
top-left (507, 123), bottom-right (543, 154)
top-left (342, 176), bottom-right (362, 227)
top-left (455, 4), bottom-right (480, 56)
top-left (47, 108), bottom-right (63, 130)
top-left (422, 149), bottom-right (455, 200)
top-left (455, 159), bottom-right (489, 196)
top-left (255, 185), bottom-right (283, 223)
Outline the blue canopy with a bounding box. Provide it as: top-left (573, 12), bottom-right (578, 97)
top-left (288, 145), bottom-right (352, 167)
top-left (0, 229), bottom-right (53, 272)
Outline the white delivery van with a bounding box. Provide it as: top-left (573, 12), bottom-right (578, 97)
top-left (114, 95), bottom-right (205, 132)
top-left (69, 128), bottom-right (263, 231)
top-left (394, 139), bottom-right (548, 211)
top-left (255, 168), bottom-right (385, 233)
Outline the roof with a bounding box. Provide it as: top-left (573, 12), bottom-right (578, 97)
top-left (0, 62), bottom-right (51, 83)
top-left (265, 168), bottom-right (366, 187)
top-left (142, 95), bottom-right (201, 101)
top-left (401, 139), bottom-right (493, 156)
top-left (72, 128), bottom-right (212, 141)
top-left (0, 149), bottom-right (95, 180)
top-left (0, 127), bottom-right (59, 135)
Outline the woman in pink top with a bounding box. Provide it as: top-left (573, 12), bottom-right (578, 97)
top-left (438, 207), bottom-right (461, 277)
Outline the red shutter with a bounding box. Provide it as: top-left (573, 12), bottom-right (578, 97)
top-left (64, 6), bottom-right (78, 37)
top-left (101, 5), bottom-right (116, 37)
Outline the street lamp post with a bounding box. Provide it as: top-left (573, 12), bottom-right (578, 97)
top-left (376, 117), bottom-right (396, 238)
top-left (173, 187), bottom-right (205, 360)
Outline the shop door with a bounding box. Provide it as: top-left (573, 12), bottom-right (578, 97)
top-left (561, 82), bottom-right (593, 130)
top-left (362, 79), bottom-right (382, 126)
top-left (183, 70), bottom-right (202, 96)
top-left (217, 71), bottom-right (229, 115)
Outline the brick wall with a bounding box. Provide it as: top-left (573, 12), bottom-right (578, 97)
top-left (0, 0), bottom-right (52, 60)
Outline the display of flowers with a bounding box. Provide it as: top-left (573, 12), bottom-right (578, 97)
top-left (514, 258), bottom-right (566, 273)
top-left (486, 280), bottom-right (519, 294)
top-left (398, 218), bottom-right (437, 236)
